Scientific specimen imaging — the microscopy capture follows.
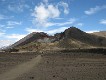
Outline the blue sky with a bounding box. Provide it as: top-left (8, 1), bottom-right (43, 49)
top-left (0, 0), bottom-right (106, 47)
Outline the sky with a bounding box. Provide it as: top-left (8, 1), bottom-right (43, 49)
top-left (0, 0), bottom-right (106, 47)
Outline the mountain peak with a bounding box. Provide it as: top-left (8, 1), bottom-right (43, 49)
top-left (63, 27), bottom-right (84, 38)
top-left (10, 26), bottom-right (106, 49)
top-left (65, 27), bottom-right (83, 32)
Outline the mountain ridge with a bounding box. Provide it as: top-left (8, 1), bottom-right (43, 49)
top-left (91, 31), bottom-right (106, 38)
top-left (9, 27), bottom-right (106, 51)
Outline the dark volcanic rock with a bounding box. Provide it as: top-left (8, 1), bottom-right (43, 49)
top-left (10, 26), bottom-right (106, 49)
top-left (54, 27), bottom-right (106, 47)
top-left (11, 32), bottom-right (49, 47)
top-left (64, 27), bottom-right (85, 38)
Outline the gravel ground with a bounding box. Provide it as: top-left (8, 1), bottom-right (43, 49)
top-left (0, 52), bottom-right (106, 80)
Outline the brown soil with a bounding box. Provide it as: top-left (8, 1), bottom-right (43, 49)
top-left (0, 52), bottom-right (106, 80)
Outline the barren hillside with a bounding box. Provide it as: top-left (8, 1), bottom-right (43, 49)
top-left (9, 27), bottom-right (106, 51)
top-left (91, 31), bottom-right (106, 38)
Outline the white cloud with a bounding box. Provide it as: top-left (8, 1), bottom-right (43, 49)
top-left (58, 1), bottom-right (69, 14)
top-left (85, 5), bottom-right (106, 15)
top-left (6, 26), bottom-right (14, 29)
top-left (85, 30), bottom-right (99, 33)
top-left (0, 33), bottom-right (26, 48)
top-left (32, 3), bottom-right (60, 27)
top-left (0, 28), bottom-right (5, 36)
top-left (7, 21), bottom-right (22, 26)
top-left (33, 4), bottom-right (60, 20)
top-left (26, 27), bottom-right (68, 35)
top-left (26, 28), bottom-right (43, 33)
top-left (0, 21), bottom-right (21, 29)
top-left (32, 1), bottom-right (69, 28)
top-left (0, 24), bottom-right (5, 28)
top-left (0, 14), bottom-right (8, 20)
top-left (8, 5), bottom-right (19, 12)
top-left (6, 34), bottom-right (26, 41)
top-left (0, 32), bottom-right (5, 36)
top-left (8, 3), bottom-right (30, 12)
top-left (0, 14), bottom-right (14, 20)
top-left (76, 23), bottom-right (83, 26)
top-left (0, 40), bottom-right (15, 48)
top-left (55, 18), bottom-right (76, 26)
top-left (43, 0), bottom-right (48, 3)
top-left (54, 17), bottom-right (64, 20)
top-left (100, 19), bottom-right (106, 25)
top-left (0, 14), bottom-right (5, 20)
top-left (47, 27), bottom-right (68, 35)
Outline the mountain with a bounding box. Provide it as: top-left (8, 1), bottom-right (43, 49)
top-left (55, 27), bottom-right (106, 47)
top-left (10, 27), bottom-right (106, 51)
top-left (10, 32), bottom-right (49, 48)
top-left (91, 31), bottom-right (106, 38)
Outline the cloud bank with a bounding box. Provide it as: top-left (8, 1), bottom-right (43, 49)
top-left (85, 5), bottom-right (106, 15)
top-left (32, 1), bottom-right (69, 27)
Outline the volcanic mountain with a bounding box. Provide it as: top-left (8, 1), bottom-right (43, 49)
top-left (54, 27), bottom-right (106, 48)
top-left (10, 27), bottom-right (106, 51)
top-left (10, 32), bottom-right (50, 47)
top-left (91, 31), bottom-right (106, 38)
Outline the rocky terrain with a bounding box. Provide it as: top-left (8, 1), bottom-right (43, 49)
top-left (91, 31), bottom-right (106, 38)
top-left (0, 52), bottom-right (106, 80)
top-left (0, 27), bottom-right (106, 80)
top-left (6, 27), bottom-right (106, 51)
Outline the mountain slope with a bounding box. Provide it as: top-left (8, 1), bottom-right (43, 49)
top-left (55, 27), bottom-right (106, 47)
top-left (91, 31), bottom-right (106, 38)
top-left (11, 32), bottom-right (49, 48)
top-left (10, 27), bottom-right (106, 51)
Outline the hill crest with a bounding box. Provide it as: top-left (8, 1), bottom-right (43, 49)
top-left (10, 27), bottom-right (106, 51)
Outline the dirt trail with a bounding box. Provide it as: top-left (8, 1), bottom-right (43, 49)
top-left (0, 55), bottom-right (42, 80)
